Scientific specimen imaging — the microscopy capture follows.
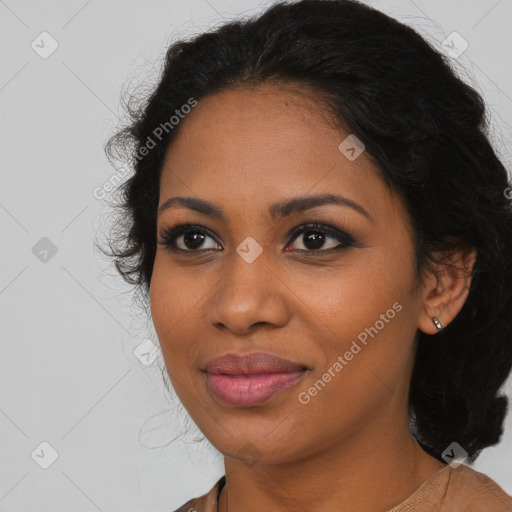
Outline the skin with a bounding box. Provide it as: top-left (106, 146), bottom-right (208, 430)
top-left (150, 83), bottom-right (477, 512)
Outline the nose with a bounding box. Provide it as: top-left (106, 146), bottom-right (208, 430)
top-left (205, 248), bottom-right (290, 335)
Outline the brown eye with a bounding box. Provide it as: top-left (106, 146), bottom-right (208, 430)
top-left (286, 223), bottom-right (355, 253)
top-left (158, 224), bottom-right (221, 252)
top-left (157, 221), bottom-right (355, 255)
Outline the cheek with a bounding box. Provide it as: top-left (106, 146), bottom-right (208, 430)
top-left (300, 248), bottom-right (415, 336)
top-left (150, 255), bottom-right (200, 326)
top-left (149, 265), bottom-right (173, 341)
top-left (149, 270), bottom-right (200, 408)
top-left (291, 280), bottom-right (415, 452)
top-left (297, 248), bottom-right (418, 388)
top-left (149, 260), bottom-right (197, 360)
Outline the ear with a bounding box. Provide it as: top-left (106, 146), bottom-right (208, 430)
top-left (417, 244), bottom-right (477, 335)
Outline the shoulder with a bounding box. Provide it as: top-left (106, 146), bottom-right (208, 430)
top-left (446, 464), bottom-right (512, 510)
top-left (389, 463), bottom-right (512, 511)
top-left (171, 476), bottom-right (226, 512)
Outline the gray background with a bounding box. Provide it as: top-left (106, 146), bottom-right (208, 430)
top-left (1, 0), bottom-right (511, 510)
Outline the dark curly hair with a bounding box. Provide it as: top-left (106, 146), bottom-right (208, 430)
top-left (98, 0), bottom-right (512, 464)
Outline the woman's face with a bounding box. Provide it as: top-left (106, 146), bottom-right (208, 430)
top-left (150, 84), bottom-right (427, 464)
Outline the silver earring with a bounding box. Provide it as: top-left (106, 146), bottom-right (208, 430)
top-left (432, 316), bottom-right (443, 331)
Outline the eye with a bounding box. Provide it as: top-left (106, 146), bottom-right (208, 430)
top-left (157, 223), bottom-right (221, 252)
top-left (285, 222), bottom-right (355, 252)
top-left (157, 221), bottom-right (356, 254)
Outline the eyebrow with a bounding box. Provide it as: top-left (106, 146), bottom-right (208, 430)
top-left (158, 193), bottom-right (372, 222)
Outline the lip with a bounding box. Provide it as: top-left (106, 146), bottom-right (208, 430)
top-left (203, 352), bottom-right (309, 407)
top-left (204, 352), bottom-right (308, 375)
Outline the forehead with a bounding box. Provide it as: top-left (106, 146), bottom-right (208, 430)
top-left (159, 84), bottom-right (398, 223)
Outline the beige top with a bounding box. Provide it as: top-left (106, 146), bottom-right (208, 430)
top-left (172, 464), bottom-right (512, 512)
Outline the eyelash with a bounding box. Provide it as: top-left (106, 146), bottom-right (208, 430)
top-left (157, 221), bottom-right (356, 255)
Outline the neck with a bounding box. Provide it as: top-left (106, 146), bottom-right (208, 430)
top-left (218, 416), bottom-right (445, 512)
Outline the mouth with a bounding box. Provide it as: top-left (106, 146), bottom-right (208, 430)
top-left (202, 352), bottom-right (309, 407)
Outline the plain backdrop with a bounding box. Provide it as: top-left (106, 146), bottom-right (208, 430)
top-left (1, 1), bottom-right (511, 510)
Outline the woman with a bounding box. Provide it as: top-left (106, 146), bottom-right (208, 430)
top-left (101, 0), bottom-right (512, 510)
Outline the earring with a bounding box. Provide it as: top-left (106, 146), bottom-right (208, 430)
top-left (432, 316), bottom-right (443, 331)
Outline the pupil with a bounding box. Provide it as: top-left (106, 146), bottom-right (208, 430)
top-left (181, 230), bottom-right (327, 250)
top-left (304, 231), bottom-right (324, 250)
top-left (184, 232), bottom-right (205, 249)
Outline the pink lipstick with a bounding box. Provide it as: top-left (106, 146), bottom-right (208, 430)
top-left (203, 352), bottom-right (308, 407)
